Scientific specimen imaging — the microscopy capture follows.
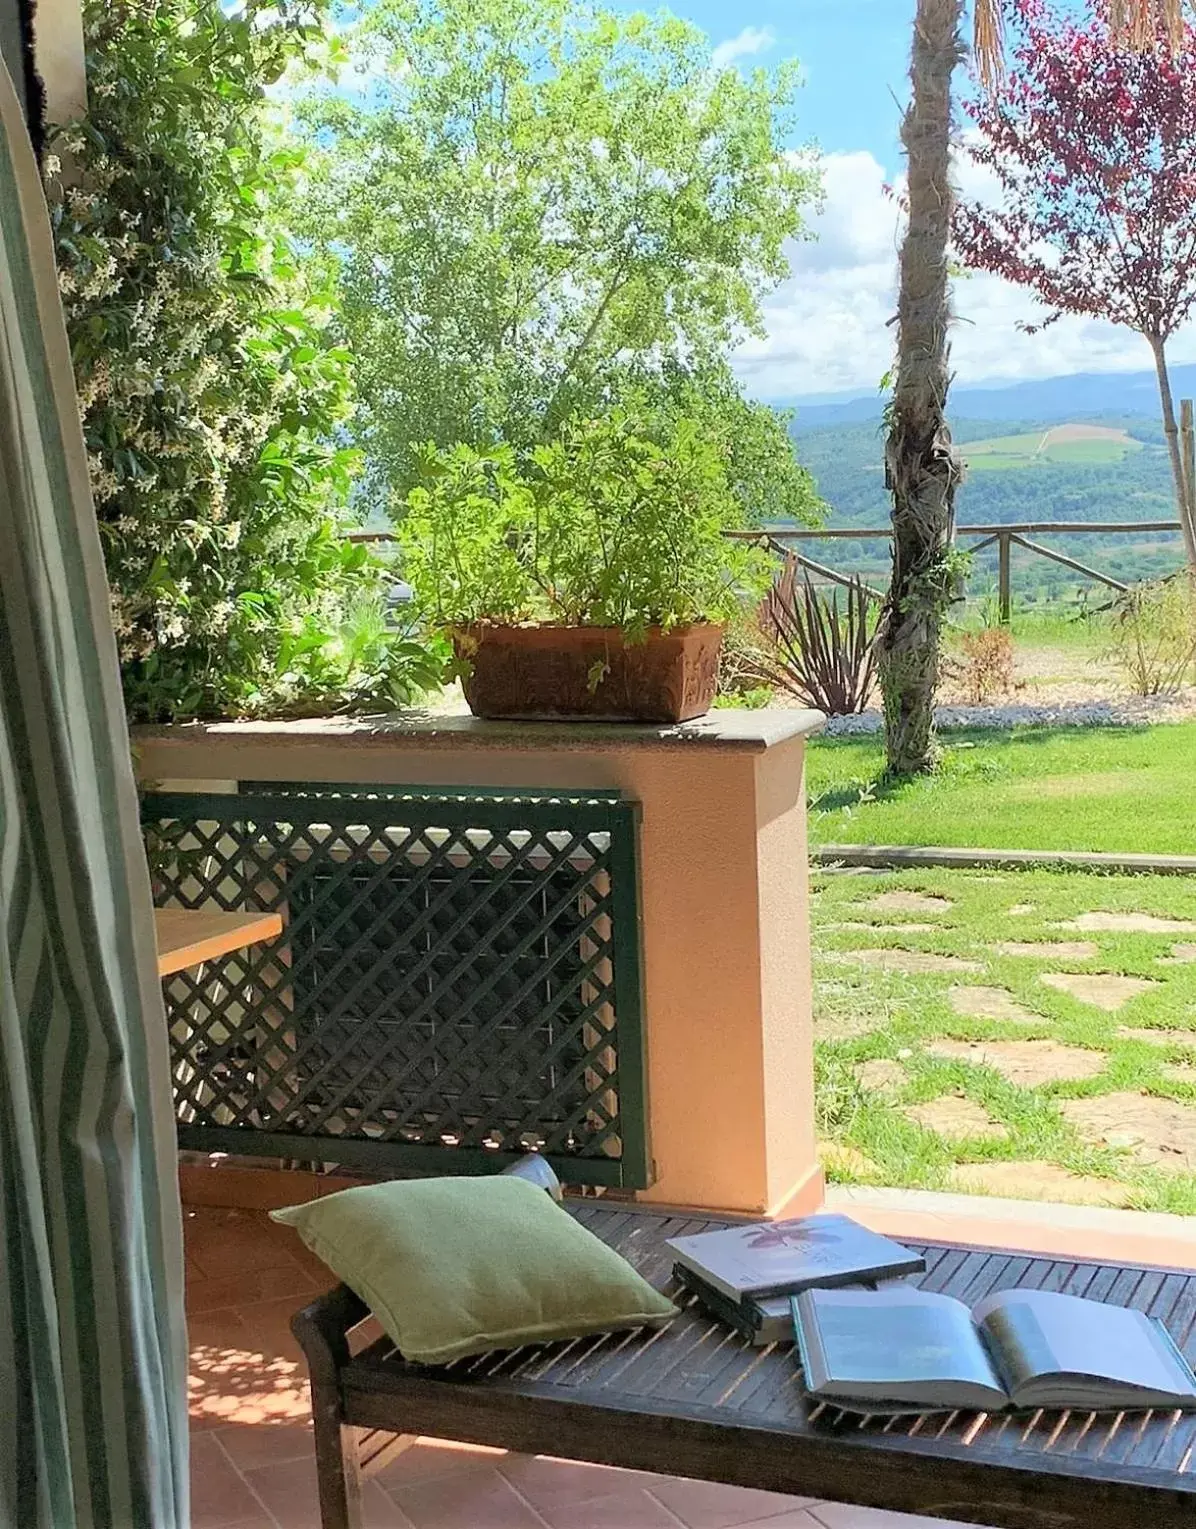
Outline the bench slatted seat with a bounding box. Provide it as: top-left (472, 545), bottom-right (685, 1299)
top-left (291, 1201), bottom-right (1196, 1529)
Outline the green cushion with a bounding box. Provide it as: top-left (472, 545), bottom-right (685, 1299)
top-left (271, 1175), bottom-right (677, 1365)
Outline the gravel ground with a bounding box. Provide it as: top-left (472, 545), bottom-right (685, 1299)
top-left (824, 692), bottom-right (1196, 735)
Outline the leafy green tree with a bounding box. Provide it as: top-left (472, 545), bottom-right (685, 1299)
top-left (47, 0), bottom-right (442, 720)
top-left (295, 0), bottom-right (821, 518)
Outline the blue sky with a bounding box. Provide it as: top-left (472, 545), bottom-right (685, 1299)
top-left (596, 0), bottom-right (1196, 403)
top-left (635, 0), bottom-right (917, 166)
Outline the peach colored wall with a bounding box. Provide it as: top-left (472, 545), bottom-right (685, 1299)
top-left (137, 716), bottom-right (824, 1217)
top-left (34, 0), bottom-right (86, 124)
top-left (754, 736), bottom-right (820, 1217)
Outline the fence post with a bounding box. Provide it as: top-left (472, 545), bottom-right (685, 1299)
top-left (997, 531), bottom-right (1012, 624)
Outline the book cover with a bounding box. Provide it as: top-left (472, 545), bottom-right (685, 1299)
top-left (666, 1214), bottom-right (925, 1302)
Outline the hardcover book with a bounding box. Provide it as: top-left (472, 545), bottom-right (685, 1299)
top-left (792, 1285), bottom-right (1196, 1414)
top-left (666, 1214), bottom-right (925, 1303)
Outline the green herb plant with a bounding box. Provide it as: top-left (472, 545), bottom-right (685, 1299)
top-left (399, 405), bottom-right (772, 642)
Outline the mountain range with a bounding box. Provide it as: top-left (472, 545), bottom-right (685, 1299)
top-left (780, 364), bottom-right (1196, 434)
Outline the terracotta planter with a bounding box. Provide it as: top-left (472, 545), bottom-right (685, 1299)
top-left (454, 623), bottom-right (724, 723)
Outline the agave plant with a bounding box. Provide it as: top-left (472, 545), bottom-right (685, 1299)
top-left (756, 556), bottom-right (879, 717)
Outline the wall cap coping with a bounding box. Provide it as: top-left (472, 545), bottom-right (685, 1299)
top-left (132, 707), bottom-right (826, 758)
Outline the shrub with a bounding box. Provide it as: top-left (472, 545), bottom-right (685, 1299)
top-left (399, 405), bottom-right (772, 637)
top-left (952, 626), bottom-right (1016, 705)
top-left (1108, 575), bottom-right (1196, 695)
top-left (753, 558), bottom-right (879, 715)
top-left (47, 0), bottom-right (441, 719)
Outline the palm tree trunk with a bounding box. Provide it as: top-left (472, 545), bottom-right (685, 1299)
top-left (1147, 331), bottom-right (1196, 570)
top-left (878, 0), bottom-right (965, 776)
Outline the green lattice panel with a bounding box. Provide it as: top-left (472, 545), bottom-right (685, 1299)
top-left (142, 784), bottom-right (648, 1187)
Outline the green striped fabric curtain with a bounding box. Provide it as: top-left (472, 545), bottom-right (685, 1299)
top-left (0, 58), bottom-right (189, 1529)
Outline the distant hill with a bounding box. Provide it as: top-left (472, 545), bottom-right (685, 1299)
top-left (780, 364), bottom-right (1196, 434)
top-left (787, 407), bottom-right (1186, 599)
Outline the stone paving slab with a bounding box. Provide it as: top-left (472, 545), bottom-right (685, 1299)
top-left (927, 1038), bottom-right (1106, 1086)
top-left (995, 940), bottom-right (1100, 960)
top-left (1040, 971), bottom-right (1158, 1011)
top-left (948, 986), bottom-right (1040, 1023)
top-left (1061, 912), bottom-right (1196, 934)
top-left (904, 1096), bottom-right (1008, 1140)
top-left (947, 1161), bottom-right (1133, 1207)
top-left (845, 949), bottom-right (982, 975)
top-left (1060, 1092), bottom-right (1196, 1173)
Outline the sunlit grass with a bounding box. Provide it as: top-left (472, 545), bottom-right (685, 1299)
top-left (806, 723), bottom-right (1196, 855)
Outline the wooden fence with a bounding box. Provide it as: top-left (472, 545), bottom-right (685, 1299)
top-left (352, 520), bottom-right (1186, 624)
top-left (725, 521), bottom-right (1185, 622)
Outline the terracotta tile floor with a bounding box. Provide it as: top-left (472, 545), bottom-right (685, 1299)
top-left (184, 1204), bottom-right (982, 1529)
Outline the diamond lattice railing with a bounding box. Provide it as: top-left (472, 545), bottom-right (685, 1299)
top-left (142, 785), bottom-right (648, 1187)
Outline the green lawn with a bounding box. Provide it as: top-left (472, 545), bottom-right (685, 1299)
top-left (812, 866), bottom-right (1196, 1212)
top-left (807, 723), bottom-right (1196, 855)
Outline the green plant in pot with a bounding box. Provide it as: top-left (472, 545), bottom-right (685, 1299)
top-left (398, 406), bottom-right (771, 722)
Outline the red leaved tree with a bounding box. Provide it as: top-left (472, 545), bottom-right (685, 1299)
top-left (955, 0), bottom-right (1196, 567)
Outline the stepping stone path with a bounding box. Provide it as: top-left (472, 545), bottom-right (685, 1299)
top-left (1160, 944), bottom-right (1196, 966)
top-left (996, 940), bottom-right (1099, 960)
top-left (948, 986), bottom-right (1039, 1024)
top-left (1163, 1064), bottom-right (1196, 1086)
top-left (865, 892), bottom-right (953, 915)
top-left (1060, 1092), bottom-right (1196, 1173)
top-left (1116, 1026), bottom-right (1196, 1050)
top-left (904, 1096), bottom-right (1008, 1140)
top-left (1007, 904), bottom-right (1035, 917)
top-left (845, 949), bottom-right (981, 975)
top-left (927, 1038), bottom-right (1105, 1086)
top-left (1040, 972), bottom-right (1157, 1011)
top-left (1061, 912), bottom-right (1196, 934)
top-left (853, 1059), bottom-right (906, 1096)
top-left (950, 1161), bottom-right (1132, 1207)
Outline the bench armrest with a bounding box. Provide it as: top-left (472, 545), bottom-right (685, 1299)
top-left (291, 1284), bottom-right (370, 1386)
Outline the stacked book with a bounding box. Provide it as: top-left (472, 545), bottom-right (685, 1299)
top-left (667, 1213), bottom-right (925, 1347)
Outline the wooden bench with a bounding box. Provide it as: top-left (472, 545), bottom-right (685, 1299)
top-left (291, 1201), bottom-right (1196, 1529)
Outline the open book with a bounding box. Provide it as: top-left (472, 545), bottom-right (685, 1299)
top-left (792, 1286), bottom-right (1196, 1414)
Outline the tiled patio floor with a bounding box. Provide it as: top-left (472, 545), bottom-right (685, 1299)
top-left (185, 1202), bottom-right (985, 1529)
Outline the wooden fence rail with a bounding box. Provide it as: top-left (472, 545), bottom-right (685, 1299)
top-left (351, 520), bottom-right (1186, 625)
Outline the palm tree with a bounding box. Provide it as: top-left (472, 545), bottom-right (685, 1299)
top-left (878, 0), bottom-right (1184, 777)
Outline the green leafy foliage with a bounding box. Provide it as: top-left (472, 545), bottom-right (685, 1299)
top-left (47, 0), bottom-right (441, 719)
top-left (294, 0), bottom-right (821, 517)
top-left (399, 404), bottom-right (772, 636)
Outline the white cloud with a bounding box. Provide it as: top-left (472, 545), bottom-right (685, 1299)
top-left (711, 25), bottom-right (776, 72)
top-left (735, 149), bottom-right (1196, 401)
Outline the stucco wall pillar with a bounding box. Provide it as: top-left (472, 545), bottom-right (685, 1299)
top-left (135, 708), bottom-right (826, 1219)
top-left (34, 0), bottom-right (86, 124)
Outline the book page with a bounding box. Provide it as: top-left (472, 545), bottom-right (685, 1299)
top-left (973, 1289), bottom-right (1196, 1399)
top-left (799, 1288), bottom-right (1003, 1397)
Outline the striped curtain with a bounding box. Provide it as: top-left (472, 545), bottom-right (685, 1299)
top-left (0, 58), bottom-right (189, 1529)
